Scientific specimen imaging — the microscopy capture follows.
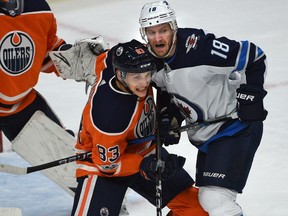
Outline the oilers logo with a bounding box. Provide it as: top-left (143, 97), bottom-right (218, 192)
top-left (0, 31), bottom-right (35, 75)
top-left (136, 96), bottom-right (156, 137)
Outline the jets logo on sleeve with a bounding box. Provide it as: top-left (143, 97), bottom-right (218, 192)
top-left (0, 31), bottom-right (35, 75)
top-left (185, 34), bottom-right (199, 54)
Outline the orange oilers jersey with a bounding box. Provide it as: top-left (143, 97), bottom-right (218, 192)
top-left (0, 0), bottom-right (65, 116)
top-left (75, 50), bottom-right (157, 178)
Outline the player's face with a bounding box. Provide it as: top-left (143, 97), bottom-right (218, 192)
top-left (125, 71), bottom-right (152, 97)
top-left (145, 23), bottom-right (175, 58)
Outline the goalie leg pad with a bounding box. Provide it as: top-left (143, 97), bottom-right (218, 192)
top-left (11, 111), bottom-right (77, 195)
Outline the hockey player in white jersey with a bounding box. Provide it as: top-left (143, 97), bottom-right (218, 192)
top-left (139, 1), bottom-right (268, 216)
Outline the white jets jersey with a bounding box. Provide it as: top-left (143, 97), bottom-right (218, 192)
top-left (153, 28), bottom-right (267, 152)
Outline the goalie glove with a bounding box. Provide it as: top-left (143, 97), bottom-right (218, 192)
top-left (49, 35), bottom-right (109, 86)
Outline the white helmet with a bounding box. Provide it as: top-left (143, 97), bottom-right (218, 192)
top-left (139, 1), bottom-right (178, 57)
top-left (139, 1), bottom-right (177, 30)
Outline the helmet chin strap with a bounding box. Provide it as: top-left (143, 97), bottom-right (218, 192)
top-left (115, 72), bottom-right (135, 95)
top-left (115, 76), bottom-right (148, 101)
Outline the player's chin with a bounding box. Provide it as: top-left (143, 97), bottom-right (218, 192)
top-left (134, 88), bottom-right (148, 97)
top-left (152, 47), bottom-right (168, 57)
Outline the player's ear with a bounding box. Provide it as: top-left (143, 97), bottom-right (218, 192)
top-left (115, 69), bottom-right (122, 80)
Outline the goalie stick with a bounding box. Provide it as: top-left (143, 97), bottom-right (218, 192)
top-left (0, 151), bottom-right (91, 175)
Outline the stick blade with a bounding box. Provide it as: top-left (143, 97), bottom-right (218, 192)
top-left (0, 164), bottom-right (27, 175)
top-left (0, 208), bottom-right (22, 216)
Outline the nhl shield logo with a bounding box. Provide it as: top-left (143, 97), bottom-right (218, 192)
top-left (0, 31), bottom-right (35, 75)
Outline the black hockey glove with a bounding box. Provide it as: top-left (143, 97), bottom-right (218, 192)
top-left (236, 84), bottom-right (268, 122)
top-left (140, 154), bottom-right (185, 181)
top-left (159, 107), bottom-right (181, 146)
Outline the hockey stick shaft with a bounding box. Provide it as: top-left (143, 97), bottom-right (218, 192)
top-left (155, 90), bottom-right (164, 216)
top-left (0, 151), bottom-right (92, 175)
top-left (155, 131), bottom-right (163, 216)
top-left (104, 114), bottom-right (238, 148)
top-left (0, 130), bottom-right (3, 153)
top-left (173, 112), bottom-right (238, 133)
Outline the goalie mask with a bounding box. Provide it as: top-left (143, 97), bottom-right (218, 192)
top-left (139, 1), bottom-right (178, 57)
top-left (0, 0), bottom-right (24, 16)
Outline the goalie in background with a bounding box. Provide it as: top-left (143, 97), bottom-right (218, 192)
top-left (0, 0), bottom-right (73, 142)
top-left (64, 39), bottom-right (208, 216)
top-left (0, 0), bottom-right (108, 142)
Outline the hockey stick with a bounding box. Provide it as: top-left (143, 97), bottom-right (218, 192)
top-left (0, 151), bottom-right (92, 175)
top-left (124, 113), bottom-right (239, 147)
top-left (173, 112), bottom-right (238, 133)
top-left (155, 90), bottom-right (165, 216)
top-left (0, 130), bottom-right (3, 153)
top-left (155, 130), bottom-right (164, 216)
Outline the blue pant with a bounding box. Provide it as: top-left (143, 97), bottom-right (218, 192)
top-left (196, 121), bottom-right (263, 193)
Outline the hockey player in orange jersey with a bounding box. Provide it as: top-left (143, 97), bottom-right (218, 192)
top-left (0, 0), bottom-right (108, 139)
top-left (68, 39), bottom-right (208, 216)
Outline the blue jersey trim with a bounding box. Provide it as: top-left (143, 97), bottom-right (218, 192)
top-left (128, 135), bottom-right (156, 145)
top-left (257, 47), bottom-right (264, 58)
top-left (198, 120), bottom-right (248, 153)
top-left (233, 41), bottom-right (249, 72)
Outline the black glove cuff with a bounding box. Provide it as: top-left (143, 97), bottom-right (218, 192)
top-left (236, 84), bottom-right (268, 121)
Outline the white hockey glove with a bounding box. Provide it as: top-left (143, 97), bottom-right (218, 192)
top-left (86, 36), bottom-right (110, 55)
top-left (49, 35), bottom-right (109, 86)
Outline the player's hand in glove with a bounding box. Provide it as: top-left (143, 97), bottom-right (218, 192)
top-left (140, 154), bottom-right (186, 181)
top-left (159, 107), bottom-right (181, 146)
top-left (236, 84), bottom-right (268, 122)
